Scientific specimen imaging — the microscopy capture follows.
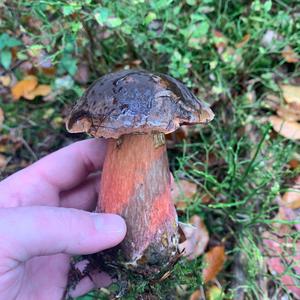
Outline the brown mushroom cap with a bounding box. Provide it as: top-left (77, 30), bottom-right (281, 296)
top-left (66, 69), bottom-right (214, 139)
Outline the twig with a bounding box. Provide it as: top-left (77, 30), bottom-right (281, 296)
top-left (0, 60), bottom-right (27, 76)
top-left (19, 137), bottom-right (38, 161)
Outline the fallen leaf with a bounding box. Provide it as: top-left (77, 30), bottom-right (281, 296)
top-left (0, 74), bottom-right (11, 87)
top-left (263, 93), bottom-right (281, 110)
top-left (172, 179), bottom-right (197, 209)
top-left (277, 105), bottom-right (300, 122)
top-left (23, 84), bottom-right (51, 100)
top-left (213, 30), bottom-right (228, 53)
top-left (281, 176), bottom-right (300, 209)
top-left (41, 66), bottom-right (56, 76)
top-left (189, 289), bottom-right (204, 300)
top-left (269, 116), bottom-right (300, 140)
top-left (263, 231), bottom-right (300, 299)
top-left (179, 215), bottom-right (209, 260)
top-left (202, 245), bottom-right (226, 283)
top-left (288, 159), bottom-right (299, 170)
top-left (280, 85), bottom-right (300, 105)
top-left (262, 206), bottom-right (300, 299)
top-left (282, 45), bottom-right (299, 63)
top-left (0, 108), bottom-right (4, 127)
top-left (0, 154), bottom-right (7, 168)
top-left (200, 193), bottom-right (211, 204)
top-left (236, 34), bottom-right (250, 48)
top-left (11, 75), bottom-right (38, 100)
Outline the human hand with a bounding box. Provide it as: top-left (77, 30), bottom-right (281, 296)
top-left (0, 139), bottom-right (126, 300)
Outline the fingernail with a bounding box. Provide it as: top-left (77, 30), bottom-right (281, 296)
top-left (92, 213), bottom-right (126, 235)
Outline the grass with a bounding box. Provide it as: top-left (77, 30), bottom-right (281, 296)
top-left (1, 0), bottom-right (300, 299)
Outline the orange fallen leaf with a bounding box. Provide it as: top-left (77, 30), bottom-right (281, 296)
top-left (236, 33), bottom-right (250, 48)
top-left (41, 66), bottom-right (56, 76)
top-left (281, 176), bottom-right (300, 209)
top-left (179, 215), bottom-right (209, 260)
top-left (269, 116), bottom-right (300, 140)
top-left (289, 159), bottom-right (299, 170)
top-left (280, 85), bottom-right (300, 105)
top-left (189, 289), bottom-right (204, 300)
top-left (202, 245), bottom-right (226, 283)
top-left (11, 75), bottom-right (38, 100)
top-left (24, 84), bottom-right (51, 100)
top-left (282, 45), bottom-right (299, 63)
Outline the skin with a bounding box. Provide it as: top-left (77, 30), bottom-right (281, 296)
top-left (0, 139), bottom-right (126, 300)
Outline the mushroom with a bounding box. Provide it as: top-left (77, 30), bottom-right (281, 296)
top-left (66, 69), bottom-right (214, 275)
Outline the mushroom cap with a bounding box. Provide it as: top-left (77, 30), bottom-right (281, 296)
top-left (66, 69), bottom-right (214, 139)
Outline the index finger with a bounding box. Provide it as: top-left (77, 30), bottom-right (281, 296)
top-left (0, 139), bottom-right (107, 204)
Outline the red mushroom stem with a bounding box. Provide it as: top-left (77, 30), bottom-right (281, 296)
top-left (99, 133), bottom-right (178, 271)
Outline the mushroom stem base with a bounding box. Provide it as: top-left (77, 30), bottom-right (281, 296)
top-left (98, 133), bottom-right (178, 274)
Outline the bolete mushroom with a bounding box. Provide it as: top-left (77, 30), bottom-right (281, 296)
top-left (66, 69), bottom-right (214, 275)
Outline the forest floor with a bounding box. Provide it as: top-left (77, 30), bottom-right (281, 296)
top-left (0, 1), bottom-right (300, 299)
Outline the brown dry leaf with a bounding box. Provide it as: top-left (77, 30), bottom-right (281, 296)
top-left (269, 116), bottom-right (300, 140)
top-left (0, 74), bottom-right (11, 87)
top-left (41, 66), bottom-right (56, 76)
top-left (282, 45), bottom-right (299, 63)
top-left (172, 179), bottom-right (197, 209)
top-left (189, 289), bottom-right (204, 300)
top-left (277, 105), bottom-right (300, 122)
top-left (289, 159), bottom-right (299, 170)
top-left (202, 245), bottom-right (226, 283)
top-left (281, 176), bottom-right (300, 209)
top-left (179, 215), bottom-right (209, 260)
top-left (24, 84), bottom-right (51, 100)
top-left (11, 75), bottom-right (38, 100)
top-left (0, 154), bottom-right (7, 168)
top-left (213, 30), bottom-right (228, 53)
top-left (0, 108), bottom-right (4, 127)
top-left (262, 208), bottom-right (300, 300)
top-left (280, 85), bottom-right (300, 105)
top-left (236, 33), bottom-right (250, 48)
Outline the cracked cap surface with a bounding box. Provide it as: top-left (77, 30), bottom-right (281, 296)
top-left (66, 69), bottom-right (214, 139)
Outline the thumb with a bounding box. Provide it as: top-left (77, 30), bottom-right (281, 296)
top-left (0, 206), bottom-right (126, 262)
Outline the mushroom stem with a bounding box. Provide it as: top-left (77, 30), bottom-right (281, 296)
top-left (99, 133), bottom-right (178, 272)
